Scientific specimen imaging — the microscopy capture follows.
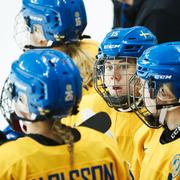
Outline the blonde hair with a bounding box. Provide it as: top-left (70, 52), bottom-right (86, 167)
top-left (51, 120), bottom-right (75, 168)
top-left (161, 83), bottom-right (177, 100)
top-left (54, 40), bottom-right (99, 88)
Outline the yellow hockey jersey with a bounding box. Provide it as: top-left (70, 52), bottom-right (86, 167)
top-left (62, 92), bottom-right (110, 126)
top-left (111, 111), bottom-right (143, 165)
top-left (63, 92), bottom-right (142, 165)
top-left (0, 126), bottom-right (131, 180)
top-left (131, 125), bottom-right (156, 179)
top-left (132, 126), bottom-right (180, 180)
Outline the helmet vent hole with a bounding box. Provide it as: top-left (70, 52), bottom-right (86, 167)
top-left (71, 1), bottom-right (75, 4)
top-left (48, 60), bottom-right (56, 67)
top-left (63, 72), bottom-right (68, 75)
top-left (108, 37), bottom-right (118, 40)
top-left (124, 45), bottom-right (141, 52)
top-left (142, 67), bottom-right (148, 71)
top-left (125, 45), bottom-right (134, 49)
top-left (128, 37), bottom-right (136, 40)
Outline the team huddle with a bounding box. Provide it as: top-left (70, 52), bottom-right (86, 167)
top-left (0, 0), bottom-right (179, 179)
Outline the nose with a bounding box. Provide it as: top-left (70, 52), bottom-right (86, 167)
top-left (110, 72), bottom-right (121, 81)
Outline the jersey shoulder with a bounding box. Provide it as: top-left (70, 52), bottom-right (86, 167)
top-left (76, 126), bottom-right (117, 149)
top-left (0, 137), bottom-right (40, 169)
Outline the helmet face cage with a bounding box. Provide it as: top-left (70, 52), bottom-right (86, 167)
top-left (94, 55), bottom-right (136, 110)
top-left (14, 10), bottom-right (53, 50)
top-left (0, 77), bottom-right (25, 132)
top-left (130, 75), bottom-right (180, 128)
top-left (0, 74), bottom-right (46, 126)
top-left (0, 77), bottom-right (15, 126)
top-left (14, 12), bottom-right (32, 50)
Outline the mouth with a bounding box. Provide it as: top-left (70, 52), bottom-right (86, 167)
top-left (112, 86), bottom-right (122, 90)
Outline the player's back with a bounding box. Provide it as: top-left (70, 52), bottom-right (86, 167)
top-left (0, 126), bottom-right (131, 179)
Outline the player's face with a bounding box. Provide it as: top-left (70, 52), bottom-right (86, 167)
top-left (104, 58), bottom-right (136, 97)
top-left (14, 14), bottom-right (47, 49)
top-left (143, 81), bottom-right (180, 125)
top-left (14, 92), bottom-right (31, 120)
top-left (157, 85), bottom-right (176, 104)
top-left (157, 84), bottom-right (180, 127)
top-left (30, 24), bottom-right (48, 47)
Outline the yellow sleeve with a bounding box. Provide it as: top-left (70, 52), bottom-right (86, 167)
top-left (62, 92), bottom-right (111, 127)
top-left (131, 125), bottom-right (156, 180)
top-left (111, 111), bottom-right (142, 165)
top-left (0, 141), bottom-right (28, 180)
top-left (137, 128), bottom-right (180, 179)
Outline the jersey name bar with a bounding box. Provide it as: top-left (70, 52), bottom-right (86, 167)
top-left (34, 163), bottom-right (114, 180)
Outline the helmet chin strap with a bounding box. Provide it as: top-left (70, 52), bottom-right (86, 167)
top-left (23, 34), bottom-right (91, 51)
top-left (23, 40), bottom-right (58, 50)
top-left (159, 98), bottom-right (180, 126)
top-left (157, 100), bottom-right (180, 144)
top-left (159, 108), bottom-right (168, 125)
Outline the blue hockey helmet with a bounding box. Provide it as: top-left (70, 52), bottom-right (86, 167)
top-left (94, 26), bottom-right (157, 110)
top-left (130, 42), bottom-right (180, 129)
top-left (137, 42), bottom-right (180, 98)
top-left (0, 49), bottom-right (82, 126)
top-left (14, 0), bottom-right (87, 48)
top-left (98, 26), bottom-right (157, 58)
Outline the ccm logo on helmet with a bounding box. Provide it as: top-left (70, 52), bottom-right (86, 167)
top-left (29, 15), bottom-right (43, 22)
top-left (154, 75), bottom-right (172, 80)
top-left (104, 44), bottom-right (121, 49)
